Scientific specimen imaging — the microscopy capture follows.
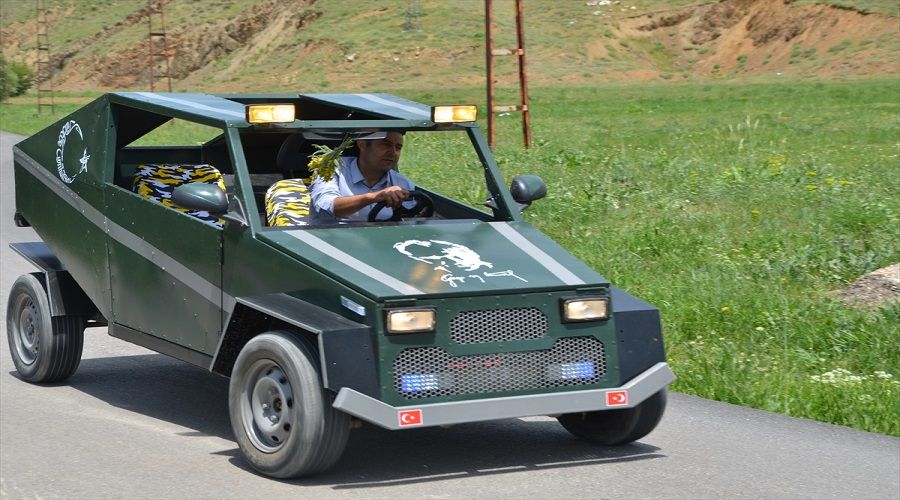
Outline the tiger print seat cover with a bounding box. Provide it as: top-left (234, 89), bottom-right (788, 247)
top-left (265, 178), bottom-right (311, 226)
top-left (132, 164), bottom-right (226, 228)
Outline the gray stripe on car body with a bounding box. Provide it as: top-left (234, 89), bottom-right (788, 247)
top-left (488, 222), bottom-right (585, 285)
top-left (14, 148), bottom-right (230, 309)
top-left (354, 93), bottom-right (431, 118)
top-left (133, 92), bottom-right (246, 119)
top-left (285, 229), bottom-right (424, 296)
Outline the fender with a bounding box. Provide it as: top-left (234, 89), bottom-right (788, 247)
top-left (611, 286), bottom-right (667, 385)
top-left (212, 292), bottom-right (380, 398)
top-left (9, 241), bottom-right (102, 321)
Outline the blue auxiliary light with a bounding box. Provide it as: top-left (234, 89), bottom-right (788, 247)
top-left (559, 361), bottom-right (595, 380)
top-left (401, 373), bottom-right (440, 393)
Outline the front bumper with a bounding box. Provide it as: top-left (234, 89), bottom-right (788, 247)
top-left (333, 361), bottom-right (675, 430)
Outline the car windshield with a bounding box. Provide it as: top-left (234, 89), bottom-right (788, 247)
top-left (399, 130), bottom-right (491, 214)
top-left (248, 128), bottom-right (498, 229)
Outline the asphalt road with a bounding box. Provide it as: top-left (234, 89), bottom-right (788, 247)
top-left (1, 130), bottom-right (898, 499)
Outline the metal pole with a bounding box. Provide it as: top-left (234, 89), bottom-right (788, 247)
top-left (485, 0), bottom-right (495, 149)
top-left (515, 0), bottom-right (531, 148)
top-left (147, 0), bottom-right (155, 91)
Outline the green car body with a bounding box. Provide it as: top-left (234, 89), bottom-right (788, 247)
top-left (9, 91), bottom-right (673, 476)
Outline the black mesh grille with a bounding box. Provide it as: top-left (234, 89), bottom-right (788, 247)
top-left (393, 336), bottom-right (605, 400)
top-left (450, 307), bottom-right (548, 344)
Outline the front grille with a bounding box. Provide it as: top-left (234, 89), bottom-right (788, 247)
top-left (393, 336), bottom-right (605, 400)
top-left (450, 307), bottom-right (547, 344)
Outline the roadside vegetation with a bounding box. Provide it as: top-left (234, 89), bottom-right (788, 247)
top-left (0, 56), bottom-right (34, 101)
top-left (2, 77), bottom-right (897, 435)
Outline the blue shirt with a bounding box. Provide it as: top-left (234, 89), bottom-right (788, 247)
top-left (309, 157), bottom-right (416, 224)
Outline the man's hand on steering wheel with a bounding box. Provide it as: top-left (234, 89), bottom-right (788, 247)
top-left (368, 189), bottom-right (435, 222)
top-left (371, 186), bottom-right (410, 208)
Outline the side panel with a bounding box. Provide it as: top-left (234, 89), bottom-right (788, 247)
top-left (105, 186), bottom-right (223, 354)
top-left (220, 228), bottom-right (381, 344)
top-left (13, 98), bottom-right (113, 318)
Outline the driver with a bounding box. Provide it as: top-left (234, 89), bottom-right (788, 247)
top-left (309, 131), bottom-right (415, 224)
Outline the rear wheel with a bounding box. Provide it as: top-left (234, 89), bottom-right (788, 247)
top-left (6, 273), bottom-right (84, 383)
top-left (228, 331), bottom-right (350, 478)
top-left (557, 389), bottom-right (667, 445)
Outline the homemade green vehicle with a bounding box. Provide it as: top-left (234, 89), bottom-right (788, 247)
top-left (8, 92), bottom-right (674, 478)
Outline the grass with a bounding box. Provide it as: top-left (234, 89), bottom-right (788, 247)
top-left (1, 78), bottom-right (898, 436)
top-left (411, 78), bottom-right (900, 436)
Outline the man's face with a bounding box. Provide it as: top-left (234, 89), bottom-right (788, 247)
top-left (358, 132), bottom-right (403, 173)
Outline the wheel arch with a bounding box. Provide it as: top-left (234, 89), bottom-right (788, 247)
top-left (211, 293), bottom-right (380, 398)
top-left (9, 242), bottom-right (103, 322)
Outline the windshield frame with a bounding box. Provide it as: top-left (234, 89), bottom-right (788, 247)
top-left (233, 122), bottom-right (520, 233)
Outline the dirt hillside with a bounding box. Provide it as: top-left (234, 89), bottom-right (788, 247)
top-left (1, 0), bottom-right (897, 92)
top-left (619, 0), bottom-right (900, 78)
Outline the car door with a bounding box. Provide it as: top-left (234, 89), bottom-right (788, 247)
top-left (104, 165), bottom-right (224, 356)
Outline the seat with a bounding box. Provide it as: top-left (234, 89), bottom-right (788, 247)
top-left (264, 133), bottom-right (313, 227)
top-left (131, 163), bottom-right (226, 228)
top-left (265, 178), bottom-right (310, 227)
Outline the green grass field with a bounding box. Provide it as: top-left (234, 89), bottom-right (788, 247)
top-left (1, 78), bottom-right (898, 435)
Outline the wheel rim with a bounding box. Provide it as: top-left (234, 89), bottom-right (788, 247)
top-left (241, 359), bottom-right (295, 453)
top-left (12, 295), bottom-right (40, 366)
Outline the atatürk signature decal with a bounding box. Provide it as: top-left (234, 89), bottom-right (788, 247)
top-left (394, 239), bottom-right (527, 288)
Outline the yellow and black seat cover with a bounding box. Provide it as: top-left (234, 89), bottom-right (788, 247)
top-left (131, 163), bottom-right (226, 228)
top-left (265, 178), bottom-right (311, 227)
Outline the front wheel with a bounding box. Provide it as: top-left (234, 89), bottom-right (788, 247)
top-left (557, 389), bottom-right (667, 445)
top-left (228, 331), bottom-right (350, 478)
top-left (6, 273), bottom-right (84, 383)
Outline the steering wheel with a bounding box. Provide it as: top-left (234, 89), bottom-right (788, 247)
top-left (368, 190), bottom-right (435, 222)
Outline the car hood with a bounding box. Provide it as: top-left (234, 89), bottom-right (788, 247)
top-left (258, 221), bottom-right (608, 299)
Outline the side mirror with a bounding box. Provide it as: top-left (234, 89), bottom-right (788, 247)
top-left (510, 175), bottom-right (547, 206)
top-left (172, 183), bottom-right (228, 214)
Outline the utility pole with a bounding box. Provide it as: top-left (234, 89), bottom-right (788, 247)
top-left (484, 0), bottom-right (531, 149)
top-left (147, 0), bottom-right (173, 92)
top-left (35, 0), bottom-right (55, 113)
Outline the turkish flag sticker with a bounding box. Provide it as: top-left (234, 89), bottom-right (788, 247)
top-left (398, 409), bottom-right (423, 427)
top-left (606, 390), bottom-right (629, 407)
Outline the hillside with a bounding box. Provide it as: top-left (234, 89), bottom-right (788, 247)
top-left (1, 0), bottom-right (898, 93)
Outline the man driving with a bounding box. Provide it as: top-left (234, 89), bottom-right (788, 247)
top-left (309, 131), bottom-right (415, 224)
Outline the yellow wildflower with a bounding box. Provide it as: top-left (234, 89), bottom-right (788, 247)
top-left (720, 305), bottom-right (730, 313)
top-left (308, 136), bottom-right (355, 182)
top-left (751, 209), bottom-right (760, 218)
top-left (825, 177), bottom-right (835, 185)
top-left (806, 184), bottom-right (818, 191)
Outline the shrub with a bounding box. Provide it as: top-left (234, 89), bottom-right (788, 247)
top-left (0, 56), bottom-right (19, 102)
top-left (0, 57), bottom-right (35, 100)
top-left (10, 62), bottom-right (34, 96)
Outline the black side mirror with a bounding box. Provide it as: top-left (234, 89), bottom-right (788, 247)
top-left (172, 183), bottom-right (228, 214)
top-left (509, 175), bottom-right (547, 211)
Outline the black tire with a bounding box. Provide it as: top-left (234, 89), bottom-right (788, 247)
top-left (557, 389), bottom-right (667, 445)
top-left (6, 273), bottom-right (85, 383)
top-left (228, 330), bottom-right (350, 478)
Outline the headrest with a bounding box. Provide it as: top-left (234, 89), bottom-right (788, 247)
top-left (275, 132), bottom-right (307, 178)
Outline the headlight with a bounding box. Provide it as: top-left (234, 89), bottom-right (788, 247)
top-left (385, 308), bottom-right (436, 334)
top-left (432, 105), bottom-right (477, 123)
top-left (246, 104), bottom-right (295, 124)
top-left (561, 297), bottom-right (609, 322)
